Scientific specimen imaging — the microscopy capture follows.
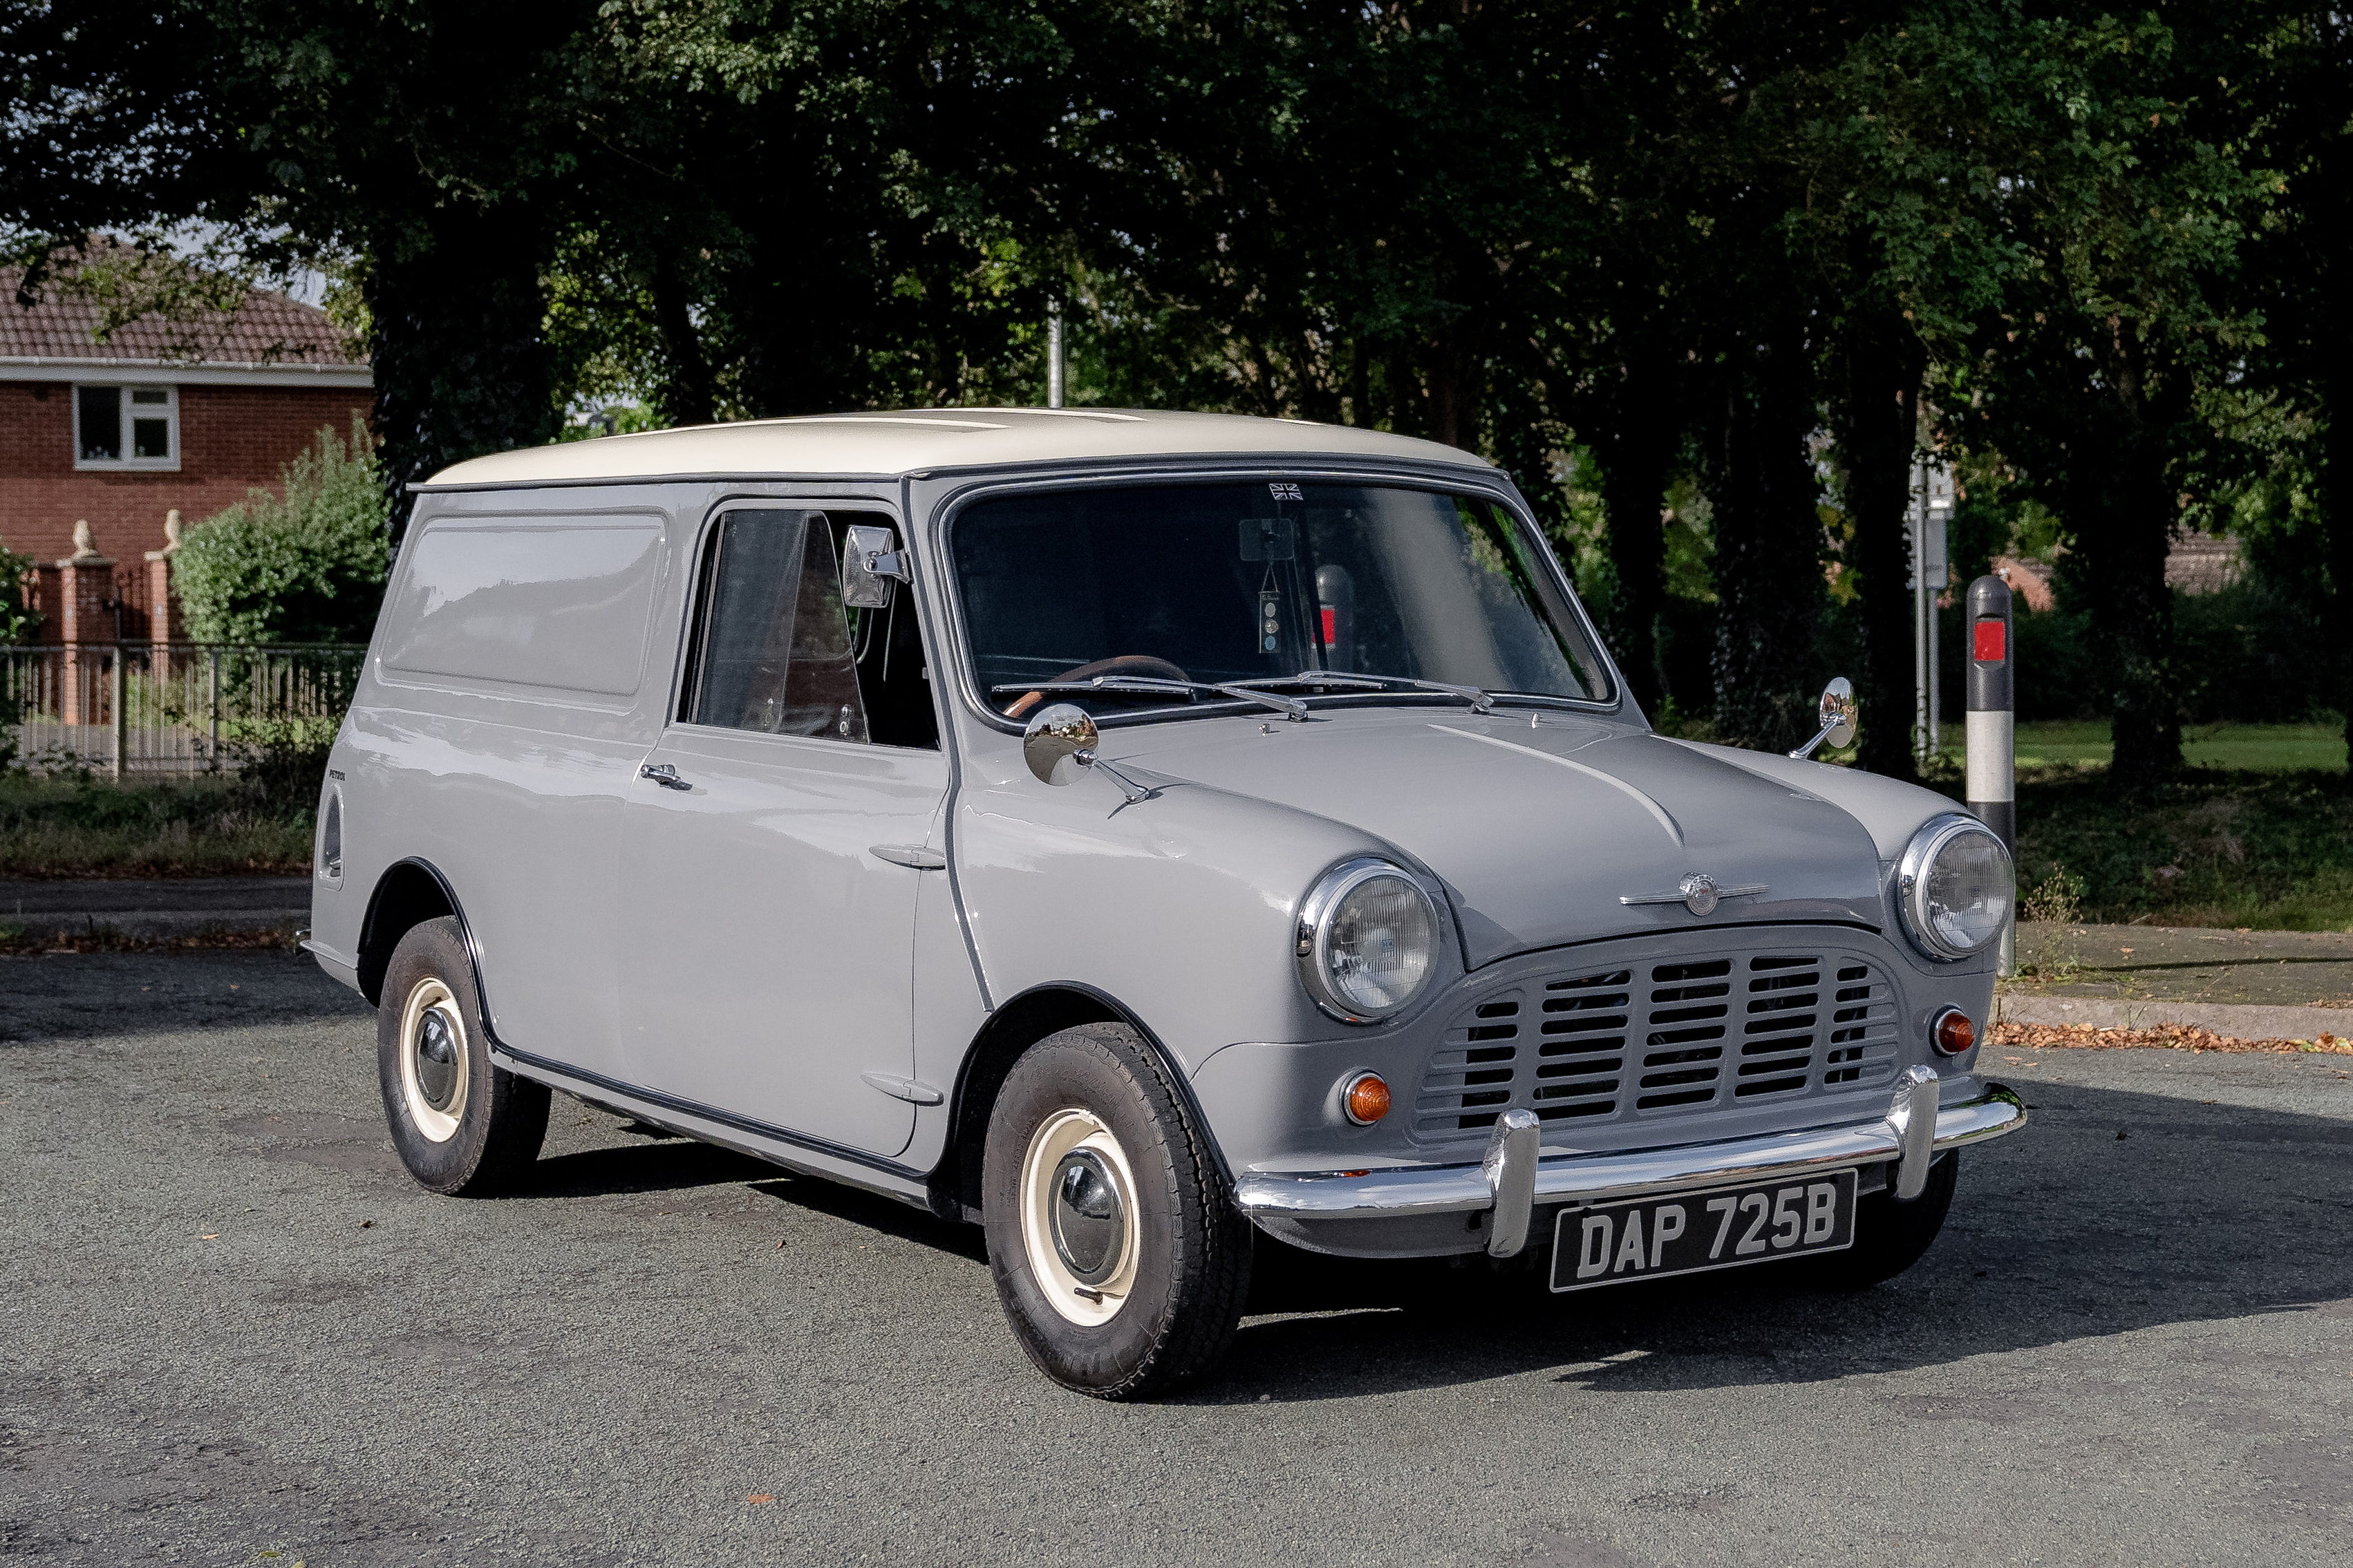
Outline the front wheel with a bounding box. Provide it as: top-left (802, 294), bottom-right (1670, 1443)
top-left (377, 917), bottom-right (549, 1195)
top-left (982, 1024), bottom-right (1253, 1399)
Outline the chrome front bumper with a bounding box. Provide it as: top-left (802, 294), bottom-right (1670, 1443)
top-left (1232, 1072), bottom-right (2026, 1260)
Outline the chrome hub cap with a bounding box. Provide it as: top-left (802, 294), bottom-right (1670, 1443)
top-left (1020, 1108), bottom-right (1139, 1326)
top-left (397, 977), bottom-right (470, 1143)
top-left (1049, 1150), bottom-right (1124, 1285)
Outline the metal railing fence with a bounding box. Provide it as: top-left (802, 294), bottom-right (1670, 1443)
top-left (1, 643), bottom-right (366, 776)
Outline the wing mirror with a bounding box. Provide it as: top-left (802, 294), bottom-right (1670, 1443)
top-left (1023, 703), bottom-right (1152, 804)
top-left (841, 522), bottom-right (910, 609)
top-left (1788, 677), bottom-right (1858, 760)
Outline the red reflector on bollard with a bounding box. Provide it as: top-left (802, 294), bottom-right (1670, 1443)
top-left (1972, 619), bottom-right (2006, 663)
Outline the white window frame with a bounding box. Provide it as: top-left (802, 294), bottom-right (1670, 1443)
top-left (73, 383), bottom-right (180, 471)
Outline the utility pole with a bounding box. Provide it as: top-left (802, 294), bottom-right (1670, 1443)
top-left (1909, 457), bottom-right (1953, 767)
top-left (1047, 299), bottom-right (1064, 410)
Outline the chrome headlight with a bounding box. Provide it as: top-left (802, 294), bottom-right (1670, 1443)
top-left (1296, 858), bottom-right (1441, 1023)
top-left (1898, 815), bottom-right (2014, 960)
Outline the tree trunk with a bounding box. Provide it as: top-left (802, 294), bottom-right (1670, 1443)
top-left (2090, 450), bottom-right (2180, 785)
top-left (2332, 380), bottom-right (2353, 779)
top-left (368, 205), bottom-right (560, 544)
top-left (1711, 332), bottom-right (1827, 752)
top-left (651, 251), bottom-right (716, 428)
top-left (1836, 319), bottom-right (1925, 782)
top-left (1425, 321), bottom-right (1480, 451)
top-left (1591, 355), bottom-right (1678, 716)
top-left (2076, 334), bottom-right (2184, 787)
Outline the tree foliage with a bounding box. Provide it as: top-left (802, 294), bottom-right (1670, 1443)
top-left (4, 0), bottom-right (2341, 779)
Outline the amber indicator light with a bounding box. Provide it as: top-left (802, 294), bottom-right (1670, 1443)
top-left (1933, 1009), bottom-right (1977, 1056)
top-left (1343, 1073), bottom-right (1391, 1125)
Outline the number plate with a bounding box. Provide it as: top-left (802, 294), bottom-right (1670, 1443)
top-left (1548, 1168), bottom-right (1857, 1293)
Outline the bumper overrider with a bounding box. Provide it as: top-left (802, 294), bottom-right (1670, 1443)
top-left (1232, 1068), bottom-right (2026, 1259)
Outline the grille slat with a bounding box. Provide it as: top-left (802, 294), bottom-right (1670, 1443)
top-left (1412, 940), bottom-right (1906, 1139)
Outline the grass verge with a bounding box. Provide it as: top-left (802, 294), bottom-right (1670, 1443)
top-left (0, 773), bottom-right (313, 878)
top-left (1930, 720), bottom-right (2348, 772)
top-left (0, 922), bottom-right (301, 956)
top-left (2010, 767), bottom-right (2353, 930)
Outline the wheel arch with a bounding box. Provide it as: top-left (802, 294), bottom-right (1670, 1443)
top-left (930, 982), bottom-right (1232, 1223)
top-left (357, 858), bottom-right (480, 1008)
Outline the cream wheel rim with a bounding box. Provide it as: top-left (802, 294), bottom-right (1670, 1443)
top-left (1020, 1108), bottom-right (1141, 1327)
top-left (397, 976), bottom-right (470, 1143)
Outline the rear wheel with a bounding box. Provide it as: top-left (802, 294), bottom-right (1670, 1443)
top-left (1812, 1151), bottom-right (1960, 1290)
top-left (377, 917), bottom-right (548, 1195)
top-left (982, 1024), bottom-right (1252, 1399)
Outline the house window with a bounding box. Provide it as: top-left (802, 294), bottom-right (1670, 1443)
top-left (74, 384), bottom-right (179, 470)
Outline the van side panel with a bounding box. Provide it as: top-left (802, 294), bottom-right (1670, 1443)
top-left (321, 489), bottom-right (682, 1079)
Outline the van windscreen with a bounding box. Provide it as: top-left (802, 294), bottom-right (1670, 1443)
top-left (951, 482), bottom-right (1611, 721)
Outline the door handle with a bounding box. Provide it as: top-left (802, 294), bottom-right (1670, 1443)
top-left (639, 762), bottom-right (691, 791)
top-left (870, 844), bottom-right (947, 870)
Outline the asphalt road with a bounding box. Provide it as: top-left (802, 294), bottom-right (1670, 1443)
top-left (4, 953), bottom-right (2350, 1567)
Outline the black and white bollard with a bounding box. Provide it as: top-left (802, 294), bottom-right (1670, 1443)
top-left (1965, 574), bottom-right (2016, 974)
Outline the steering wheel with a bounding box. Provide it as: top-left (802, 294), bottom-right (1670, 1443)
top-left (1004, 654), bottom-right (1194, 719)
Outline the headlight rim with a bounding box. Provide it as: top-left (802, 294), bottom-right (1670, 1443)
top-left (1295, 856), bottom-right (1443, 1025)
top-left (1898, 813), bottom-right (2014, 962)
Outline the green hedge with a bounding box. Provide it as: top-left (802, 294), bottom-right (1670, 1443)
top-left (174, 416), bottom-right (391, 644)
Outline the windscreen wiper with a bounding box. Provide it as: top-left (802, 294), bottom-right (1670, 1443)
top-left (990, 676), bottom-right (1309, 720)
top-left (1230, 670), bottom-right (1497, 714)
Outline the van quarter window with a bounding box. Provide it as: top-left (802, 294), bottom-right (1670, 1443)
top-left (682, 511), bottom-right (870, 739)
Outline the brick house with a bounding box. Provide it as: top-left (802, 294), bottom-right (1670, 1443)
top-left (1, 252), bottom-right (372, 644)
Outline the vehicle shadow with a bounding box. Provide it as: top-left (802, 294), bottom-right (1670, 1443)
top-left (746, 1175), bottom-right (993, 1263)
top-left (1185, 1077), bottom-right (2353, 1404)
top-left (514, 1138), bottom-right (779, 1200)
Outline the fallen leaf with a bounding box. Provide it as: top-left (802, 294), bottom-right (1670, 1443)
top-left (747, 1495), bottom-right (775, 1505)
top-left (1989, 1021), bottom-right (2352, 1056)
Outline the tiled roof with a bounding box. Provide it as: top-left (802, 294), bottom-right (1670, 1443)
top-left (0, 248), bottom-right (364, 368)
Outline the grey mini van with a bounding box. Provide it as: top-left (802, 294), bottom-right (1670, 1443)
top-left (306, 408), bottom-right (2023, 1398)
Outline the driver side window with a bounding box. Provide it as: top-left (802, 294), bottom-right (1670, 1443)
top-left (681, 511), bottom-right (868, 740)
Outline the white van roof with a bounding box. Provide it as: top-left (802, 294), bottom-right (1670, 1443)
top-left (418, 407), bottom-right (1490, 489)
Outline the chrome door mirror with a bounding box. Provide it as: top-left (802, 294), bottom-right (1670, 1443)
top-left (841, 522), bottom-right (908, 610)
top-left (1788, 677), bottom-right (1858, 760)
top-left (1024, 703), bottom-right (1100, 785)
top-left (1023, 703), bottom-right (1151, 803)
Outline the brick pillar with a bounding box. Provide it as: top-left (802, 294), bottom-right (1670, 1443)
top-left (146, 509), bottom-right (185, 648)
top-left (24, 564), bottom-right (61, 644)
top-left (57, 523), bottom-right (114, 728)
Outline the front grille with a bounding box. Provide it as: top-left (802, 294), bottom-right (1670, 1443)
top-left (1412, 940), bottom-right (1902, 1140)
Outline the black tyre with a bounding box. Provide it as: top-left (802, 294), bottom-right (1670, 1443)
top-left (1812, 1151), bottom-right (1960, 1290)
top-left (377, 917), bottom-right (549, 1196)
top-left (982, 1024), bottom-right (1253, 1399)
